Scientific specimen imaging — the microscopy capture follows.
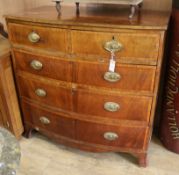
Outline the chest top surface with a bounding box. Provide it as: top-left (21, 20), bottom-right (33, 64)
top-left (5, 5), bottom-right (170, 30)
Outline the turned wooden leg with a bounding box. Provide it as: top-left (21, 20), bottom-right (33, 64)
top-left (138, 2), bottom-right (143, 9)
top-left (55, 1), bottom-right (61, 15)
top-left (136, 153), bottom-right (148, 167)
top-left (23, 125), bottom-right (33, 138)
top-left (137, 3), bottom-right (142, 20)
top-left (129, 5), bottom-right (136, 19)
top-left (76, 2), bottom-right (80, 16)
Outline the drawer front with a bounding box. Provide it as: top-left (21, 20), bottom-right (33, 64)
top-left (21, 101), bottom-right (75, 138)
top-left (75, 90), bottom-right (152, 122)
top-left (17, 75), bottom-right (73, 111)
top-left (76, 121), bottom-right (148, 149)
top-left (75, 61), bottom-right (156, 92)
top-left (8, 23), bottom-right (68, 52)
top-left (71, 30), bottom-right (160, 64)
top-left (13, 50), bottom-right (72, 81)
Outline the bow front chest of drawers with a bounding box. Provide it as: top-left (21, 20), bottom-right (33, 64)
top-left (6, 5), bottom-right (170, 167)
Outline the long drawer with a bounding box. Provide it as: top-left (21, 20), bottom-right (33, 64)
top-left (76, 120), bottom-right (148, 149)
top-left (13, 50), bottom-right (73, 81)
top-left (75, 89), bottom-right (152, 122)
top-left (71, 30), bottom-right (161, 64)
top-left (8, 23), bottom-right (68, 52)
top-left (17, 74), bottom-right (73, 111)
top-left (75, 60), bottom-right (156, 93)
top-left (21, 100), bottom-right (75, 139)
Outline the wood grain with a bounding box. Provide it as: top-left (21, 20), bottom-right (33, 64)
top-left (13, 50), bottom-right (73, 81)
top-left (75, 60), bottom-right (156, 92)
top-left (6, 5), bottom-right (170, 166)
top-left (75, 89), bottom-right (152, 122)
top-left (6, 6), bottom-right (170, 30)
top-left (71, 30), bottom-right (161, 62)
top-left (21, 100), bottom-right (75, 139)
top-left (76, 120), bottom-right (148, 150)
top-left (8, 23), bottom-right (68, 53)
top-left (0, 0), bottom-right (171, 28)
top-left (17, 73), bottom-right (73, 111)
top-left (0, 35), bottom-right (24, 138)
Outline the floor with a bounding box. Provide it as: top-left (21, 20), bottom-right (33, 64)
top-left (17, 133), bottom-right (179, 175)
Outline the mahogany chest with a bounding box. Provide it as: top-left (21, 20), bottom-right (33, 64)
top-left (6, 5), bottom-right (170, 166)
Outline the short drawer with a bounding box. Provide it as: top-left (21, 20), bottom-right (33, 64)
top-left (13, 50), bottom-right (72, 81)
top-left (76, 121), bottom-right (148, 149)
top-left (21, 101), bottom-right (75, 138)
top-left (75, 90), bottom-right (152, 122)
top-left (17, 74), bottom-right (73, 111)
top-left (8, 23), bottom-right (68, 52)
top-left (75, 61), bottom-right (156, 93)
top-left (71, 30), bottom-right (160, 64)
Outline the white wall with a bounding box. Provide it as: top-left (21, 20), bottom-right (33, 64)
top-left (24, 0), bottom-right (53, 9)
top-left (144, 0), bottom-right (172, 11)
top-left (0, 0), bottom-right (25, 27)
top-left (24, 0), bottom-right (172, 11)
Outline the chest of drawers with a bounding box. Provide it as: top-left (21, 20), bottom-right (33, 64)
top-left (6, 5), bottom-right (170, 167)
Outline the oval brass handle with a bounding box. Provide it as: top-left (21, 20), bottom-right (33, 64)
top-left (28, 31), bottom-right (40, 43)
top-left (39, 116), bottom-right (50, 125)
top-left (104, 132), bottom-right (119, 141)
top-left (30, 60), bottom-right (43, 70)
top-left (104, 72), bottom-right (121, 83)
top-left (104, 102), bottom-right (120, 112)
top-left (35, 88), bottom-right (47, 97)
top-left (104, 38), bottom-right (123, 53)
